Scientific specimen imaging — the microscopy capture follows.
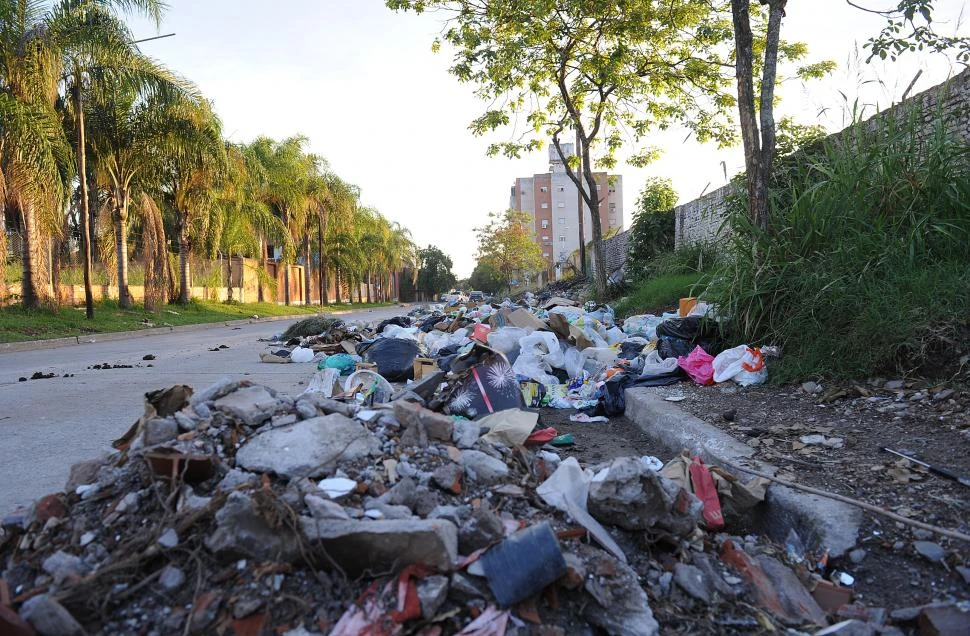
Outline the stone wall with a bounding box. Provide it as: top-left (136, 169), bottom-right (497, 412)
top-left (674, 67), bottom-right (970, 247)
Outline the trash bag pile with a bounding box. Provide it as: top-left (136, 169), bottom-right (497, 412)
top-left (0, 301), bottom-right (897, 635)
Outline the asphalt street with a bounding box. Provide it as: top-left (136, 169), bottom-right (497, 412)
top-left (0, 304), bottom-right (411, 514)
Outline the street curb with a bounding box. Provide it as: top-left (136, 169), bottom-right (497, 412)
top-left (0, 304), bottom-right (408, 355)
top-left (624, 387), bottom-right (862, 557)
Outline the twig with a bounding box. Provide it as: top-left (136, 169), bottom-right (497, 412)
top-left (725, 461), bottom-right (970, 543)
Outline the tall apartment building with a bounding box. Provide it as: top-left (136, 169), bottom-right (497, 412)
top-left (509, 144), bottom-right (623, 281)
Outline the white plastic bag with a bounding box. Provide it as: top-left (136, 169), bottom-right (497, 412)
top-left (518, 331), bottom-right (566, 369)
top-left (382, 324), bottom-right (419, 340)
top-left (605, 326), bottom-right (627, 346)
top-left (290, 346), bottom-right (314, 363)
top-left (640, 350), bottom-right (680, 378)
top-left (712, 345), bottom-right (768, 386)
top-left (564, 347), bottom-right (586, 379)
top-left (583, 346), bottom-right (619, 367)
top-left (622, 314), bottom-right (664, 340)
top-left (487, 327), bottom-right (527, 357)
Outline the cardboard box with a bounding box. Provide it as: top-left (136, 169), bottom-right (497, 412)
top-left (413, 357), bottom-right (438, 381)
top-left (355, 362), bottom-right (378, 373)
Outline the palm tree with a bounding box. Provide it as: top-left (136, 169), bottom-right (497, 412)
top-left (156, 97), bottom-right (225, 304)
top-left (0, 0), bottom-right (75, 308)
top-left (86, 69), bottom-right (201, 308)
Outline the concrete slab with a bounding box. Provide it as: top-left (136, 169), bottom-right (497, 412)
top-left (625, 387), bottom-right (861, 557)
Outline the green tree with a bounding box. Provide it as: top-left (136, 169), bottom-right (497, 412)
top-left (416, 245), bottom-right (456, 297)
top-left (475, 210), bottom-right (546, 289)
top-left (468, 260), bottom-right (504, 294)
top-left (388, 0), bottom-right (740, 298)
top-left (851, 0), bottom-right (970, 63)
top-left (626, 177), bottom-right (678, 282)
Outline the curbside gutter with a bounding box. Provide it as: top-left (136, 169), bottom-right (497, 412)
top-left (624, 387), bottom-right (862, 557)
top-left (0, 304), bottom-right (409, 355)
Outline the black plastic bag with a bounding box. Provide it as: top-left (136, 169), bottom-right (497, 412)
top-left (376, 316), bottom-right (413, 334)
top-left (356, 338), bottom-right (421, 381)
top-left (657, 336), bottom-right (694, 360)
top-left (656, 316), bottom-right (719, 342)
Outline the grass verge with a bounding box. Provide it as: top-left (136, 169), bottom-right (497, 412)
top-left (0, 299), bottom-right (393, 343)
top-left (613, 273), bottom-right (705, 318)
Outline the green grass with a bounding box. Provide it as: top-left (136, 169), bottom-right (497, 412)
top-left (613, 273), bottom-right (705, 318)
top-left (0, 299), bottom-right (393, 343)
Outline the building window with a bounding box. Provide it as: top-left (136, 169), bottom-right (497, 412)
top-left (542, 235), bottom-right (549, 240)
top-left (557, 202), bottom-right (565, 208)
top-left (559, 236), bottom-right (566, 242)
top-left (609, 202), bottom-right (616, 210)
top-left (541, 202), bottom-right (549, 209)
top-left (540, 186), bottom-right (548, 192)
top-left (558, 186), bottom-right (565, 192)
top-left (558, 217), bottom-right (566, 224)
top-left (541, 219), bottom-right (549, 229)
top-left (543, 253), bottom-right (550, 257)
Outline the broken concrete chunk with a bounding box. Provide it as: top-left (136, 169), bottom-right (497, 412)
top-left (213, 385), bottom-right (281, 427)
top-left (235, 414), bottom-right (380, 479)
top-left (305, 494), bottom-right (351, 521)
top-left (432, 463), bottom-right (463, 494)
top-left (143, 417), bottom-right (179, 446)
top-left (460, 450), bottom-right (509, 483)
top-left (588, 457), bottom-right (700, 536)
top-left (452, 418), bottom-right (479, 449)
top-left (300, 517), bottom-right (458, 574)
top-left (41, 550), bottom-right (88, 584)
top-left (673, 562), bottom-right (714, 604)
top-left (581, 544), bottom-right (659, 636)
top-left (417, 575), bottom-right (450, 620)
top-left (20, 595), bottom-right (85, 636)
top-left (217, 468), bottom-right (259, 492)
top-left (64, 459), bottom-right (101, 492)
top-left (459, 507), bottom-right (505, 554)
top-left (913, 541), bottom-right (945, 563)
top-left (205, 491), bottom-right (301, 563)
top-left (394, 400), bottom-right (454, 444)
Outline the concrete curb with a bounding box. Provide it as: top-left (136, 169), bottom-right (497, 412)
top-left (0, 304), bottom-right (408, 355)
top-left (624, 387), bottom-right (862, 557)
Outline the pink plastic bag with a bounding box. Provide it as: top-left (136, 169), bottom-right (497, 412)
top-left (677, 346), bottom-right (715, 385)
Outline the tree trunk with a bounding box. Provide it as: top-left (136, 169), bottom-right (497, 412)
top-left (226, 254), bottom-right (233, 302)
top-left (258, 235), bottom-right (266, 303)
top-left (19, 198), bottom-right (50, 309)
top-left (317, 215), bottom-right (327, 305)
top-left (731, 0), bottom-right (784, 233)
top-left (334, 267), bottom-right (342, 304)
top-left (73, 79), bottom-right (94, 319)
top-left (575, 129), bottom-right (587, 276)
top-left (0, 207), bottom-right (7, 303)
top-left (366, 272), bottom-right (373, 304)
top-left (113, 189), bottom-right (131, 308)
top-left (575, 147), bottom-right (608, 296)
top-left (178, 211), bottom-right (190, 304)
top-left (303, 232), bottom-right (311, 305)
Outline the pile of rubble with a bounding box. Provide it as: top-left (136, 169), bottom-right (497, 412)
top-left (3, 298), bottom-right (964, 635)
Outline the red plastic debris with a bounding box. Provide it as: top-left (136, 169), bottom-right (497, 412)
top-left (688, 456), bottom-right (724, 529)
top-left (526, 428), bottom-right (558, 445)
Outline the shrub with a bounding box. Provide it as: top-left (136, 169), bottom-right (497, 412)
top-left (708, 103), bottom-right (970, 381)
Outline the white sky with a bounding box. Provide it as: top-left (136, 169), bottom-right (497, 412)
top-left (129, 1), bottom-right (969, 277)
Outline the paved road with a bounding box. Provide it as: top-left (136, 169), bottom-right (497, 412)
top-left (0, 305), bottom-right (412, 514)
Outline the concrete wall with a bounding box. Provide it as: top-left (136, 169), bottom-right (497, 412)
top-left (674, 67), bottom-right (970, 247)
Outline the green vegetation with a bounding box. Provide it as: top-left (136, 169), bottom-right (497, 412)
top-left (626, 178), bottom-right (678, 282)
top-left (613, 274), bottom-right (705, 318)
top-left (0, 299), bottom-right (390, 343)
top-left (474, 210), bottom-right (546, 291)
top-left (0, 1), bottom-right (418, 316)
top-left (707, 106), bottom-right (970, 381)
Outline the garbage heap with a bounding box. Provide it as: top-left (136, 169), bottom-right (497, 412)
top-left (4, 373), bottom-right (868, 636)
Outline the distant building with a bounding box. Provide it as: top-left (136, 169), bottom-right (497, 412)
top-left (509, 143), bottom-right (623, 281)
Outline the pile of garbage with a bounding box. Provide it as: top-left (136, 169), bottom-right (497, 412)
top-left (3, 297), bottom-right (943, 635)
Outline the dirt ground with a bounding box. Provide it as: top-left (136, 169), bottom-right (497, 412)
top-left (640, 379), bottom-right (970, 610)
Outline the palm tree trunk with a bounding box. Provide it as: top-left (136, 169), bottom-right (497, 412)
top-left (178, 211), bottom-right (190, 304)
top-left (366, 272), bottom-right (373, 304)
top-left (19, 198), bottom-right (49, 309)
top-left (334, 267), bottom-right (342, 304)
top-left (317, 216), bottom-right (326, 306)
top-left (226, 254), bottom-right (233, 303)
top-left (258, 235), bottom-right (265, 303)
top-left (73, 79), bottom-right (94, 319)
top-left (113, 189), bottom-right (130, 308)
top-left (303, 232), bottom-right (311, 305)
